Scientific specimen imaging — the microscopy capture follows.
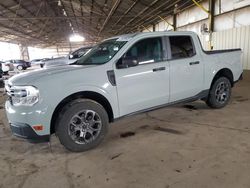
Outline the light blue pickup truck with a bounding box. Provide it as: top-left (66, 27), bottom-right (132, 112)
top-left (5, 31), bottom-right (243, 152)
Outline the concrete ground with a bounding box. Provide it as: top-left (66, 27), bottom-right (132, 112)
top-left (0, 70), bottom-right (250, 188)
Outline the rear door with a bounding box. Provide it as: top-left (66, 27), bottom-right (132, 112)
top-left (114, 37), bottom-right (170, 116)
top-left (166, 35), bottom-right (203, 102)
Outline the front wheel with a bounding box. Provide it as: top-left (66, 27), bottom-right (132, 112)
top-left (17, 65), bottom-right (23, 71)
top-left (206, 77), bottom-right (231, 109)
top-left (56, 99), bottom-right (109, 152)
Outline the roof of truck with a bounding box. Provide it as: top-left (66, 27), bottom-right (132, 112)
top-left (106, 31), bottom-right (197, 42)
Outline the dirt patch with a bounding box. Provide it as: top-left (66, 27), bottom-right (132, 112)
top-left (236, 98), bottom-right (249, 102)
top-left (154, 126), bottom-right (183, 135)
top-left (139, 125), bottom-right (150, 129)
top-left (183, 104), bottom-right (197, 110)
top-left (234, 96), bottom-right (243, 99)
top-left (120, 131), bottom-right (135, 138)
top-left (110, 153), bottom-right (123, 160)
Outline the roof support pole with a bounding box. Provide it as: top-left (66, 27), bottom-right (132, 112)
top-left (209, 0), bottom-right (215, 33)
top-left (191, 0), bottom-right (214, 50)
top-left (153, 24), bottom-right (156, 31)
top-left (173, 13), bottom-right (177, 31)
top-left (209, 0), bottom-right (215, 50)
top-left (19, 44), bottom-right (30, 61)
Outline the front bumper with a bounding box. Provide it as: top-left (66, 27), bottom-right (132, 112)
top-left (10, 122), bottom-right (50, 142)
top-left (5, 100), bottom-right (52, 142)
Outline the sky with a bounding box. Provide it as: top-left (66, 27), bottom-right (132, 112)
top-left (0, 42), bottom-right (20, 61)
top-left (0, 41), bottom-right (66, 61)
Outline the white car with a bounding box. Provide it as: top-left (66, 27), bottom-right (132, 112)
top-left (5, 31), bottom-right (243, 152)
top-left (0, 61), bottom-right (10, 74)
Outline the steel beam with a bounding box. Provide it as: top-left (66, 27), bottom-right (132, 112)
top-left (112, 0), bottom-right (140, 29)
top-left (98, 0), bottom-right (121, 36)
top-left (115, 0), bottom-right (161, 35)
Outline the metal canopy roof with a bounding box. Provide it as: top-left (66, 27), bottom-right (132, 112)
top-left (0, 0), bottom-right (198, 47)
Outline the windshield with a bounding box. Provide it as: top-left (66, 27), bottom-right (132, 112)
top-left (75, 38), bottom-right (127, 65)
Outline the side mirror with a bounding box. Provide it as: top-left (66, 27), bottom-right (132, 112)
top-left (117, 56), bottom-right (138, 69)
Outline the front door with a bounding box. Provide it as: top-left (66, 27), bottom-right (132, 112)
top-left (114, 37), bottom-right (170, 116)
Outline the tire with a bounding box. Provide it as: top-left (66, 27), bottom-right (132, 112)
top-left (206, 77), bottom-right (231, 109)
top-left (17, 65), bottom-right (23, 71)
top-left (56, 99), bottom-right (109, 152)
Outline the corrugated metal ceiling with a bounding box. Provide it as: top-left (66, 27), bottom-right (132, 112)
top-left (0, 0), bottom-right (199, 47)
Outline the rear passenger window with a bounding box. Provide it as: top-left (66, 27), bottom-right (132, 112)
top-left (169, 36), bottom-right (195, 59)
top-left (125, 37), bottom-right (163, 64)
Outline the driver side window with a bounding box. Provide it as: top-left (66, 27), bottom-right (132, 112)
top-left (126, 37), bottom-right (163, 64)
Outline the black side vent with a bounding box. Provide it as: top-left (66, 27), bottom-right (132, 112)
top-left (107, 70), bottom-right (116, 86)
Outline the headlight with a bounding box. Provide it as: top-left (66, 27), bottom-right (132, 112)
top-left (6, 85), bottom-right (39, 106)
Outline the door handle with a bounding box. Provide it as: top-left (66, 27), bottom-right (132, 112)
top-left (189, 61), bottom-right (200, 65)
top-left (153, 67), bottom-right (166, 72)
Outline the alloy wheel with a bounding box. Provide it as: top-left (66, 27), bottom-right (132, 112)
top-left (68, 110), bottom-right (102, 144)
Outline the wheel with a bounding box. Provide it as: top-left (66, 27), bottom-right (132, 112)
top-left (56, 99), bottom-right (109, 152)
top-left (17, 65), bottom-right (23, 71)
top-left (206, 77), bottom-right (231, 109)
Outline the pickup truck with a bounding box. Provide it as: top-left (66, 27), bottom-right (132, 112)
top-left (5, 31), bottom-right (243, 152)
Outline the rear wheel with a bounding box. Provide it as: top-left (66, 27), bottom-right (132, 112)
top-left (206, 77), bottom-right (231, 108)
top-left (56, 99), bottom-right (109, 152)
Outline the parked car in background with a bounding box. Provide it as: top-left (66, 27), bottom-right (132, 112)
top-left (31, 58), bottom-right (49, 66)
top-left (30, 59), bottom-right (42, 65)
top-left (41, 46), bottom-right (92, 68)
top-left (5, 31), bottom-right (243, 152)
top-left (5, 60), bottom-right (30, 70)
top-left (26, 61), bottom-right (31, 68)
top-left (0, 61), bottom-right (10, 75)
top-left (3, 61), bottom-right (14, 71)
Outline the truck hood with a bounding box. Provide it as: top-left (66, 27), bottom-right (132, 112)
top-left (8, 65), bottom-right (95, 86)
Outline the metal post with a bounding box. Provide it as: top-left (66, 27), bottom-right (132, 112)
top-left (209, 0), bottom-right (215, 33)
top-left (153, 24), bottom-right (156, 32)
top-left (19, 43), bottom-right (30, 61)
top-left (209, 0), bottom-right (215, 49)
top-left (191, 0), bottom-right (213, 50)
top-left (173, 14), bottom-right (177, 31)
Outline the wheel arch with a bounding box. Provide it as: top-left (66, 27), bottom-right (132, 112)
top-left (50, 91), bottom-right (114, 134)
top-left (210, 68), bottom-right (234, 89)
